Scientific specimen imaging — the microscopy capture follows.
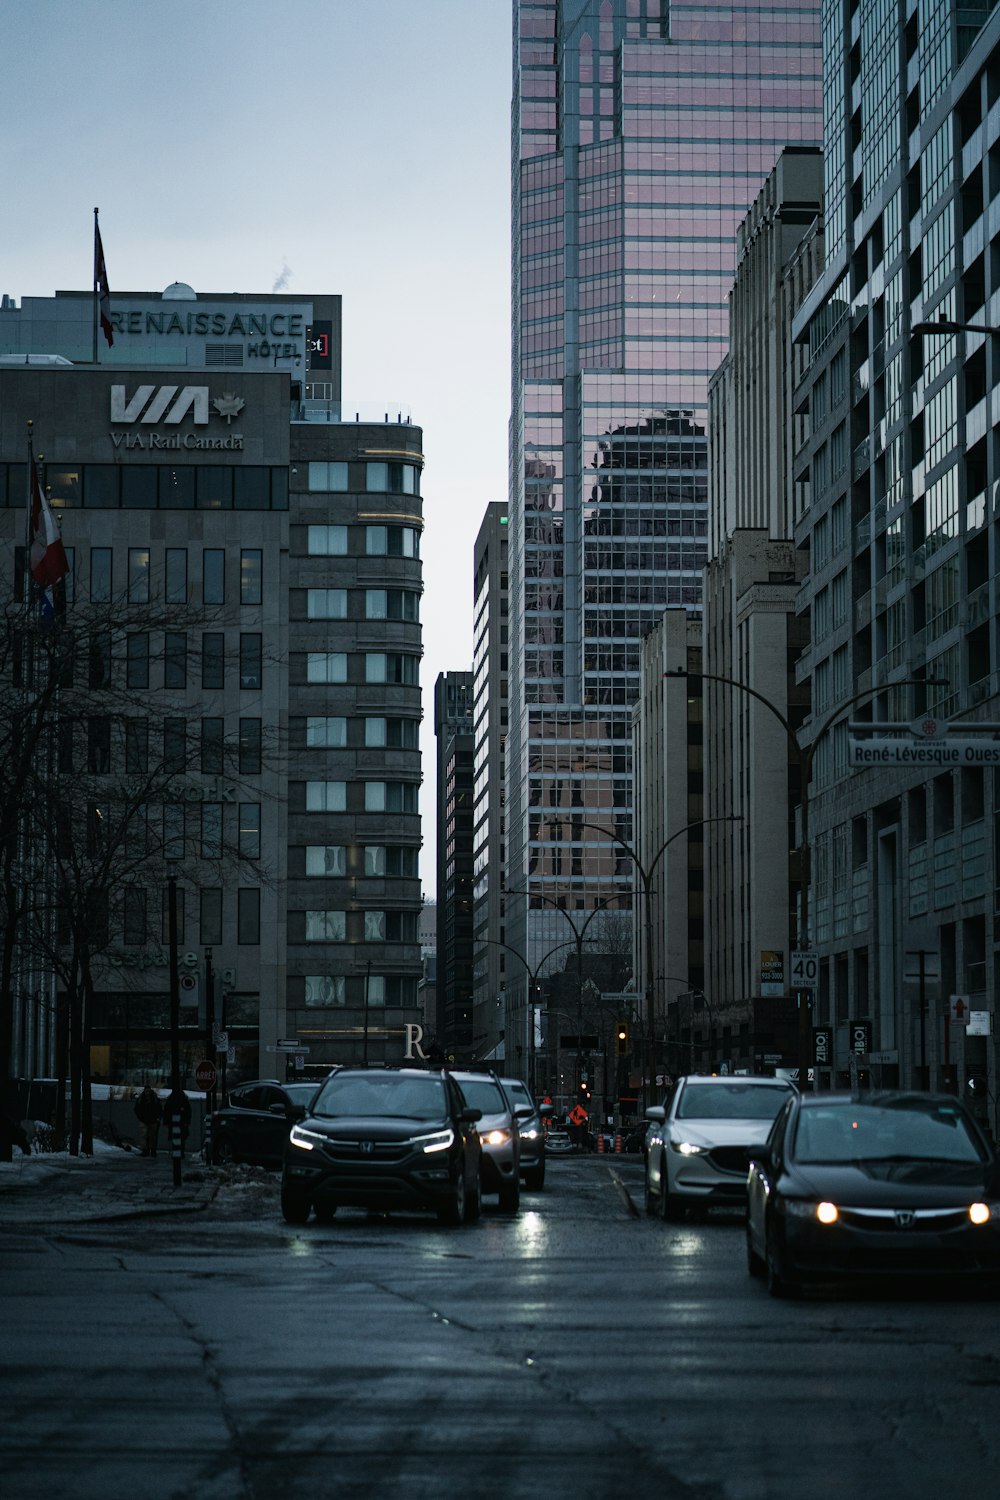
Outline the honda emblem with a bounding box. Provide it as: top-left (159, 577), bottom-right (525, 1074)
top-left (894, 1210), bottom-right (915, 1229)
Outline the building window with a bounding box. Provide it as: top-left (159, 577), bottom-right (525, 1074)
top-left (365, 589), bottom-right (419, 622)
top-left (88, 632), bottom-right (111, 690)
top-left (201, 804), bottom-right (223, 859)
top-left (366, 525), bottom-right (419, 558)
top-left (239, 718), bottom-right (262, 774)
top-left (365, 653), bottom-right (419, 685)
top-left (306, 652), bottom-right (347, 684)
top-left (307, 461), bottom-right (349, 491)
top-left (364, 846), bottom-right (418, 877)
top-left (238, 888), bottom-right (261, 944)
top-left (203, 549), bottom-right (225, 605)
top-left (306, 845), bottom-right (347, 876)
top-left (362, 910), bottom-right (417, 942)
top-left (200, 888), bottom-right (223, 946)
top-left (304, 975), bottom-right (346, 1007)
top-left (163, 804), bottom-right (185, 861)
top-left (366, 461), bottom-right (419, 495)
top-left (123, 889), bottom-right (147, 946)
top-left (305, 910), bottom-right (346, 941)
top-left (305, 716), bottom-right (347, 746)
top-left (364, 782), bottom-right (418, 813)
top-left (165, 548), bottom-right (187, 604)
top-left (90, 548), bottom-right (112, 603)
top-left (88, 717), bottom-right (111, 774)
top-left (240, 549), bottom-right (262, 605)
top-left (126, 634), bottom-right (150, 689)
top-left (305, 781), bottom-right (347, 812)
top-left (128, 548), bottom-right (150, 603)
top-left (307, 524), bottom-right (348, 555)
top-left (201, 717), bottom-right (225, 775)
top-left (164, 631), bottom-right (187, 689)
top-left (364, 717), bottom-right (418, 749)
top-left (163, 718), bottom-right (187, 772)
top-left (202, 633), bottom-right (225, 690)
top-left (307, 589), bottom-right (348, 619)
top-left (239, 803), bottom-right (261, 860)
top-left (125, 720), bottom-right (148, 774)
top-left (240, 634), bottom-right (262, 690)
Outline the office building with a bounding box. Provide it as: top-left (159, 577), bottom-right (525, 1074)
top-left (433, 672), bottom-right (475, 1053)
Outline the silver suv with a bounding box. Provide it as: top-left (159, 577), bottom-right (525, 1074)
top-left (499, 1077), bottom-right (548, 1190)
top-left (451, 1070), bottom-right (520, 1213)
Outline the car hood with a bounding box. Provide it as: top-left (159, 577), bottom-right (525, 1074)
top-left (302, 1114), bottom-right (449, 1143)
top-left (670, 1119), bottom-right (776, 1148)
top-left (788, 1157), bottom-right (998, 1205)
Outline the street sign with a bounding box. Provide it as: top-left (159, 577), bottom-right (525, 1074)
top-left (949, 994), bottom-right (970, 1023)
top-left (195, 1059), bottom-right (218, 1091)
top-left (791, 950), bottom-right (819, 988)
top-left (967, 1011), bottom-right (991, 1036)
top-left (179, 972), bottom-right (199, 1005)
top-left (266, 1043), bottom-right (312, 1054)
top-left (213, 1028), bottom-right (228, 1051)
top-left (760, 950), bottom-right (784, 996)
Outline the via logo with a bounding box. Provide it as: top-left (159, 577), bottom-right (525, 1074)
top-left (110, 384), bottom-right (210, 425)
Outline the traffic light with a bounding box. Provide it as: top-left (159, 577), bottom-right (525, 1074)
top-left (616, 1020), bottom-right (630, 1055)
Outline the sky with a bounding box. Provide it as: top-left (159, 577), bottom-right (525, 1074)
top-left (2, 0), bottom-right (513, 892)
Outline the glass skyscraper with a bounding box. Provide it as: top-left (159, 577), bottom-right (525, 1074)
top-left (505, 0), bottom-right (823, 1070)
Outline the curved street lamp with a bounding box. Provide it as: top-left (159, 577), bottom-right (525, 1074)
top-left (477, 935), bottom-right (577, 1093)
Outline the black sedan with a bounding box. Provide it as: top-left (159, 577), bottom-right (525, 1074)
top-left (747, 1089), bottom-right (1000, 1296)
top-left (281, 1067), bottom-right (482, 1226)
top-left (207, 1080), bottom-right (317, 1167)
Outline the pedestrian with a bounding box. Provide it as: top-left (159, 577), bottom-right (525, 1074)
top-left (161, 1087), bottom-right (192, 1154)
top-left (134, 1084), bottom-right (163, 1157)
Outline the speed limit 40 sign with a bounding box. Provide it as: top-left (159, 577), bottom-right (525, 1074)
top-left (790, 950), bottom-right (818, 988)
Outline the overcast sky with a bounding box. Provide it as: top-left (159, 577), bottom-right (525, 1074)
top-left (2, 0), bottom-right (512, 891)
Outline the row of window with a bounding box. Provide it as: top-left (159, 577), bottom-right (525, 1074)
top-left (296, 909), bottom-right (419, 943)
top-left (92, 632), bottom-right (263, 692)
top-left (299, 588), bottom-right (420, 622)
top-left (76, 716), bottom-right (263, 776)
top-left (306, 524), bottom-right (420, 558)
top-left (306, 460), bottom-right (420, 496)
top-left (298, 845), bottom-right (419, 878)
top-left (95, 548), bottom-right (264, 606)
top-left (116, 887), bottom-right (261, 947)
top-left (295, 974), bottom-right (417, 1008)
top-left (302, 781), bottom-right (419, 814)
top-left (0, 464), bottom-right (288, 511)
top-left (303, 651), bottom-right (420, 686)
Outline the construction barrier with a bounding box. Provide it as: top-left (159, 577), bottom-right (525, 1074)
top-left (614, 1134), bottom-right (623, 1153)
top-left (597, 1132), bottom-right (605, 1152)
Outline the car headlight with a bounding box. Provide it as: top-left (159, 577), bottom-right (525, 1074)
top-left (520, 1127), bottom-right (539, 1140)
top-left (415, 1128), bottom-right (454, 1154)
top-left (784, 1200), bottom-right (839, 1223)
top-left (671, 1140), bottom-right (706, 1156)
top-left (289, 1124), bottom-right (326, 1152)
top-left (968, 1202), bottom-right (998, 1225)
top-left (484, 1128), bottom-right (512, 1147)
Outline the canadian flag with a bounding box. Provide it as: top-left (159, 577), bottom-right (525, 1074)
top-left (30, 460), bottom-right (69, 588)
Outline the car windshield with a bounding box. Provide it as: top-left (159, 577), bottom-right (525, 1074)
top-left (503, 1081), bottom-right (533, 1112)
top-left (283, 1084), bottom-right (318, 1107)
top-left (458, 1079), bottom-right (507, 1114)
top-left (793, 1099), bottom-right (986, 1164)
top-left (311, 1073), bottom-right (446, 1121)
top-left (676, 1082), bottom-right (792, 1121)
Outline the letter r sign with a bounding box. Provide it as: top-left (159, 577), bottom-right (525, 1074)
top-left (404, 1023), bottom-right (427, 1060)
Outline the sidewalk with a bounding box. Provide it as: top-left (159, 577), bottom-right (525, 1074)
top-left (0, 1143), bottom-right (218, 1226)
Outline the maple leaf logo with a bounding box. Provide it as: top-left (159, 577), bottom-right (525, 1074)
top-left (213, 392), bottom-right (245, 423)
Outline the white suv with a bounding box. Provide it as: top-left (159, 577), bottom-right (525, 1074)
top-left (644, 1075), bottom-right (794, 1220)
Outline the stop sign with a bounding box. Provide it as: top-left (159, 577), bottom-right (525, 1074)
top-left (195, 1059), bottom-right (218, 1091)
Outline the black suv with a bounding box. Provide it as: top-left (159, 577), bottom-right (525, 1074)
top-left (207, 1080), bottom-right (318, 1167)
top-left (281, 1068), bottom-right (483, 1226)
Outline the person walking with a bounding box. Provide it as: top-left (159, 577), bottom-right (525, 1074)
top-left (134, 1085), bottom-right (163, 1157)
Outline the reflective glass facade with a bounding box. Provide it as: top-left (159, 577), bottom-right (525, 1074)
top-left (507, 1), bottom-right (822, 1032)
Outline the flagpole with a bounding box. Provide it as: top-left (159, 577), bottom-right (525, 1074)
top-left (24, 422), bottom-right (35, 611)
top-left (92, 208), bottom-right (100, 365)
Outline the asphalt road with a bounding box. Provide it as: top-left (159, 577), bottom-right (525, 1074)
top-left (3, 1154), bottom-right (1000, 1500)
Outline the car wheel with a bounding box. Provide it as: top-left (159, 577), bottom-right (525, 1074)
top-left (746, 1218), bottom-right (766, 1278)
top-left (524, 1164), bottom-right (545, 1191)
top-left (644, 1169), bottom-right (657, 1215)
top-left (437, 1167), bottom-right (467, 1226)
top-left (313, 1202), bottom-right (337, 1224)
top-left (657, 1154), bottom-right (684, 1222)
top-left (498, 1173), bottom-right (520, 1214)
top-left (765, 1220), bottom-right (798, 1298)
top-left (465, 1171), bottom-right (482, 1223)
top-left (280, 1186), bottom-right (311, 1225)
top-left (212, 1134), bottom-right (235, 1166)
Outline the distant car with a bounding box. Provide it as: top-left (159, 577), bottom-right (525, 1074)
top-left (499, 1077), bottom-right (548, 1190)
top-left (545, 1129), bottom-right (576, 1155)
top-left (281, 1067), bottom-right (482, 1226)
top-left (451, 1070), bottom-right (521, 1212)
top-left (645, 1075), bottom-right (795, 1220)
top-left (747, 1089), bottom-right (1000, 1296)
top-left (208, 1079), bottom-right (318, 1167)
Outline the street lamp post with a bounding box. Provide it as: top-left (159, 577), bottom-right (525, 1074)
top-left (166, 871), bottom-right (182, 1187)
top-left (562, 818), bottom-right (741, 1109)
top-left (664, 668), bottom-right (942, 1090)
top-left (477, 936), bottom-right (577, 1094)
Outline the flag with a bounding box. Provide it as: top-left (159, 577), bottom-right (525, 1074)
top-left (30, 460), bottom-right (69, 589)
top-left (95, 221), bottom-right (114, 347)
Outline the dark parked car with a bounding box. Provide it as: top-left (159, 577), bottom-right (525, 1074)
top-left (747, 1090), bottom-right (1000, 1296)
top-left (499, 1076), bottom-right (549, 1190)
top-left (281, 1067), bottom-right (482, 1226)
top-left (207, 1079), bottom-right (317, 1166)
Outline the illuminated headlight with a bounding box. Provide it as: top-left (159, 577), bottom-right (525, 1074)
top-left (415, 1129), bottom-right (454, 1155)
top-left (816, 1201), bottom-right (839, 1224)
top-left (520, 1127), bottom-right (540, 1140)
top-left (671, 1141), bottom-right (706, 1156)
top-left (289, 1124), bottom-right (326, 1152)
top-left (784, 1200), bottom-right (839, 1223)
top-left (485, 1128), bottom-right (513, 1147)
top-left (968, 1202), bottom-right (994, 1225)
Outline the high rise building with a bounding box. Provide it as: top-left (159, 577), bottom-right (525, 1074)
top-left (433, 672), bottom-right (475, 1052)
top-left (507, 1), bottom-right (823, 1055)
top-left (791, 0), bottom-right (1000, 1109)
top-left (0, 285), bottom-right (424, 1087)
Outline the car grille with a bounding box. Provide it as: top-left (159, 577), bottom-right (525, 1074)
top-left (708, 1145), bottom-right (751, 1175)
top-left (320, 1139), bottom-right (411, 1163)
top-left (839, 1206), bottom-right (970, 1233)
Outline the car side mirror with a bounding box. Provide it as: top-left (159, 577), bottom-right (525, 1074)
top-left (461, 1107), bottom-right (482, 1124)
top-left (268, 1102), bottom-right (287, 1116)
top-left (645, 1106), bottom-right (666, 1123)
top-left (514, 1105), bottom-right (534, 1119)
top-left (539, 1104), bottom-right (553, 1116)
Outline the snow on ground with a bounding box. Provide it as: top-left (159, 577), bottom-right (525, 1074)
top-left (0, 1137), bottom-right (131, 1189)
